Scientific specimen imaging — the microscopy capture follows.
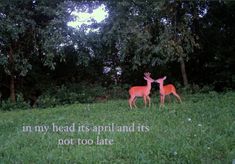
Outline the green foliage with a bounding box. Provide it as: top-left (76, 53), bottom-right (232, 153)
top-left (1, 0), bottom-right (235, 105)
top-left (0, 0), bottom-right (90, 101)
top-left (102, 1), bottom-right (200, 69)
top-left (0, 93), bottom-right (30, 111)
top-left (36, 83), bottom-right (129, 108)
top-left (37, 84), bottom-right (107, 108)
top-left (180, 84), bottom-right (215, 94)
top-left (107, 84), bottom-right (129, 99)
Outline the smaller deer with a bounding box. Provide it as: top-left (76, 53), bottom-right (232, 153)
top-left (128, 72), bottom-right (154, 109)
top-left (155, 76), bottom-right (182, 107)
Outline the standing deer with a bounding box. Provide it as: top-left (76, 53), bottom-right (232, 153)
top-left (128, 72), bottom-right (154, 109)
top-left (155, 76), bottom-right (182, 107)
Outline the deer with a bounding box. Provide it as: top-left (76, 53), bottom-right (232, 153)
top-left (128, 72), bottom-right (155, 109)
top-left (155, 76), bottom-right (182, 107)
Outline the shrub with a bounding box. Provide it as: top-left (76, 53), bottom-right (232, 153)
top-left (180, 84), bottom-right (215, 94)
top-left (37, 94), bottom-right (59, 108)
top-left (37, 83), bottom-right (110, 108)
top-left (0, 93), bottom-right (30, 111)
top-left (107, 84), bottom-right (128, 99)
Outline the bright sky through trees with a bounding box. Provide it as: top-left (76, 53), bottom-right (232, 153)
top-left (67, 4), bottom-right (108, 31)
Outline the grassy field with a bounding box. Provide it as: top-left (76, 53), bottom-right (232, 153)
top-left (0, 92), bottom-right (234, 163)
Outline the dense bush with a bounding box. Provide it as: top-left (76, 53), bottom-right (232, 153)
top-left (0, 83), bottom-right (129, 110)
top-left (1, 82), bottom-right (229, 111)
top-left (179, 84), bottom-right (215, 94)
top-left (106, 84), bottom-right (129, 99)
top-left (0, 93), bottom-right (30, 111)
top-left (36, 83), bottom-right (128, 108)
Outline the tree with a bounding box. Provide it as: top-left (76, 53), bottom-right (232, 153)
top-left (156, 1), bottom-right (202, 86)
top-left (0, 0), bottom-right (37, 102)
top-left (0, 0), bottom-right (75, 102)
top-left (101, 0), bottom-right (200, 86)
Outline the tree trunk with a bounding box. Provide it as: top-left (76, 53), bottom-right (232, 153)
top-left (9, 46), bottom-right (16, 103)
top-left (180, 57), bottom-right (188, 86)
top-left (10, 75), bottom-right (16, 103)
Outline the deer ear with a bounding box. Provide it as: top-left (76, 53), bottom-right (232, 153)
top-left (163, 76), bottom-right (167, 80)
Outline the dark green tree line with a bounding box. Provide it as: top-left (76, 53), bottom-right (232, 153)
top-left (0, 0), bottom-right (235, 105)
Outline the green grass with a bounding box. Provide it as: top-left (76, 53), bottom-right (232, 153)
top-left (0, 92), bottom-right (235, 163)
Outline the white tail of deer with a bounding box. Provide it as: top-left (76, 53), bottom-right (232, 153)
top-left (155, 76), bottom-right (182, 107)
top-left (128, 72), bottom-right (154, 109)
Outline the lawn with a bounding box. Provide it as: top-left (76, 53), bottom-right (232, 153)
top-left (0, 92), bottom-right (234, 163)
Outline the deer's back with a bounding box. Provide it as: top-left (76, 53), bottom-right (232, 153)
top-left (129, 86), bottom-right (150, 97)
top-left (161, 84), bottom-right (176, 95)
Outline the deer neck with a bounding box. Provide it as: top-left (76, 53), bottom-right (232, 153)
top-left (146, 81), bottom-right (152, 91)
top-left (159, 82), bottom-right (164, 91)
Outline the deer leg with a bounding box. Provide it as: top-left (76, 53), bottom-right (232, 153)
top-left (163, 95), bottom-right (166, 106)
top-left (168, 95), bottom-right (171, 103)
top-left (143, 96), bottom-right (147, 108)
top-left (129, 96), bottom-right (134, 109)
top-left (159, 95), bottom-right (163, 107)
top-left (160, 95), bottom-right (162, 106)
top-left (147, 95), bottom-right (151, 108)
top-left (133, 97), bottom-right (137, 108)
top-left (172, 92), bottom-right (182, 103)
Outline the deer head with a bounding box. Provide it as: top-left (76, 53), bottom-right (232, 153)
top-left (144, 72), bottom-right (155, 83)
top-left (155, 76), bottom-right (167, 84)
